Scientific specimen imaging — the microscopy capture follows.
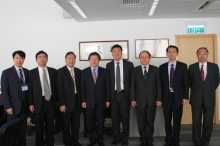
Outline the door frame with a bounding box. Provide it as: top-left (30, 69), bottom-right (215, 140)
top-left (175, 34), bottom-right (219, 125)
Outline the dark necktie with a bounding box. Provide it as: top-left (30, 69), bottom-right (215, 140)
top-left (116, 62), bottom-right (121, 92)
top-left (201, 65), bottom-right (204, 82)
top-left (19, 69), bottom-right (24, 84)
top-left (170, 64), bottom-right (174, 89)
top-left (143, 67), bottom-right (147, 79)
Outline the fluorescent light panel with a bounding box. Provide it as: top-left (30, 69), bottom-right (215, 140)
top-left (148, 0), bottom-right (160, 16)
top-left (69, 0), bottom-right (87, 18)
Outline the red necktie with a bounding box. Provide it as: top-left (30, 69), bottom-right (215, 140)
top-left (200, 65), bottom-right (204, 82)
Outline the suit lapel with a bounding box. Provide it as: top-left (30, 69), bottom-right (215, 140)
top-left (110, 61), bottom-right (115, 85)
top-left (204, 62), bottom-right (211, 83)
top-left (34, 67), bottom-right (42, 92)
top-left (146, 65), bottom-right (153, 82)
top-left (194, 62), bottom-right (203, 83)
top-left (87, 67), bottom-right (95, 84)
top-left (11, 66), bottom-right (20, 85)
top-left (96, 67), bottom-right (103, 84)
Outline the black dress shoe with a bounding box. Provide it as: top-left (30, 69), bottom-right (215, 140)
top-left (122, 141), bottom-right (128, 146)
top-left (87, 142), bottom-right (96, 146)
top-left (98, 142), bottom-right (105, 146)
top-left (111, 140), bottom-right (120, 145)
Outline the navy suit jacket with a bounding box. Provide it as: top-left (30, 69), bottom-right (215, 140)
top-left (159, 61), bottom-right (189, 107)
top-left (57, 66), bottom-right (82, 112)
top-left (81, 66), bottom-right (110, 109)
top-left (106, 59), bottom-right (134, 104)
top-left (28, 67), bottom-right (57, 113)
top-left (1, 66), bottom-right (29, 114)
top-left (189, 62), bottom-right (219, 108)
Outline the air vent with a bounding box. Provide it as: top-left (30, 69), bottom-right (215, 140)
top-left (198, 1), bottom-right (211, 10)
top-left (121, 0), bottom-right (143, 6)
top-left (193, 0), bottom-right (217, 12)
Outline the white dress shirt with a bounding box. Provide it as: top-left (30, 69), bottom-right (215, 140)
top-left (66, 65), bottom-right (75, 77)
top-left (114, 59), bottom-right (124, 90)
top-left (14, 65), bottom-right (25, 83)
top-left (142, 64), bottom-right (149, 75)
top-left (199, 61), bottom-right (207, 80)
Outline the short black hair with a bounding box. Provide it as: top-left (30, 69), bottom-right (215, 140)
top-left (110, 44), bottom-right (123, 52)
top-left (35, 50), bottom-right (48, 59)
top-left (166, 45), bottom-right (179, 53)
top-left (88, 52), bottom-right (101, 60)
top-left (196, 47), bottom-right (209, 53)
top-left (65, 52), bottom-right (76, 58)
top-left (139, 50), bottom-right (151, 58)
top-left (12, 50), bottom-right (26, 59)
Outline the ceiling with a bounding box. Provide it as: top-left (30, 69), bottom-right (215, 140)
top-left (54, 0), bottom-right (220, 22)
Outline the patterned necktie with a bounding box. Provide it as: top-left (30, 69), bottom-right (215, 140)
top-left (43, 69), bottom-right (51, 101)
top-left (116, 62), bottom-right (121, 92)
top-left (93, 69), bottom-right (97, 84)
top-left (170, 64), bottom-right (174, 89)
top-left (19, 69), bottom-right (24, 84)
top-left (201, 65), bottom-right (204, 82)
top-left (70, 69), bottom-right (77, 94)
top-left (143, 67), bottom-right (147, 79)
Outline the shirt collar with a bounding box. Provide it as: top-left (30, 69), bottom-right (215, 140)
top-left (199, 61), bottom-right (207, 66)
top-left (14, 65), bottom-right (23, 70)
top-left (168, 61), bottom-right (177, 67)
top-left (142, 64), bottom-right (149, 69)
top-left (38, 66), bottom-right (47, 71)
top-left (91, 66), bottom-right (98, 70)
top-left (114, 58), bottom-right (122, 64)
top-left (66, 65), bottom-right (74, 71)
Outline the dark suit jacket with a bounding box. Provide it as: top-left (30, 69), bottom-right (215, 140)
top-left (189, 62), bottom-right (219, 108)
top-left (159, 61), bottom-right (189, 107)
top-left (81, 66), bottom-right (110, 109)
top-left (130, 65), bottom-right (162, 108)
top-left (28, 67), bottom-right (57, 113)
top-left (57, 66), bottom-right (82, 112)
top-left (106, 59), bottom-right (134, 104)
top-left (1, 66), bottom-right (29, 114)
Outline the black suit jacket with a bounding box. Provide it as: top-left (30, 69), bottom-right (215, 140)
top-left (130, 65), bottom-right (162, 108)
top-left (189, 62), bottom-right (219, 108)
top-left (81, 66), bottom-right (110, 109)
top-left (28, 67), bottom-right (57, 113)
top-left (1, 66), bottom-right (29, 114)
top-left (159, 61), bottom-right (189, 107)
top-left (106, 59), bottom-right (134, 104)
top-left (57, 66), bottom-right (82, 112)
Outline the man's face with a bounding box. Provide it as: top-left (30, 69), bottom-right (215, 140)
top-left (112, 47), bottom-right (122, 61)
top-left (140, 52), bottom-right (150, 66)
top-left (36, 53), bottom-right (48, 67)
top-left (167, 47), bottom-right (178, 60)
top-left (197, 48), bottom-right (208, 63)
top-left (13, 54), bottom-right (25, 68)
top-left (89, 55), bottom-right (100, 68)
top-left (65, 54), bottom-right (76, 68)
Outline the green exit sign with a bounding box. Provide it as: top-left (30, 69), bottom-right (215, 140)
top-left (187, 26), bottom-right (205, 34)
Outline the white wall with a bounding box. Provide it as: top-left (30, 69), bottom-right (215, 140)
top-left (0, 0), bottom-right (220, 120)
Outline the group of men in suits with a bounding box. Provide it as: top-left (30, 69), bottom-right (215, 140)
top-left (1, 45), bottom-right (219, 146)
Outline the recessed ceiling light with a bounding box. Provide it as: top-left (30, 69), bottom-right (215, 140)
top-left (69, 0), bottom-right (87, 18)
top-left (148, 0), bottom-right (160, 16)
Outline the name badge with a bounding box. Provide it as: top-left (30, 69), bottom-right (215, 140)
top-left (21, 84), bottom-right (28, 91)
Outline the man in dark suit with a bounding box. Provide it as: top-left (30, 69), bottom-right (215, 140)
top-left (1, 50), bottom-right (29, 146)
top-left (57, 52), bottom-right (82, 146)
top-left (106, 44), bottom-right (134, 146)
top-left (189, 47), bottom-right (219, 146)
top-left (29, 51), bottom-right (57, 146)
top-left (81, 52), bottom-right (110, 146)
top-left (159, 45), bottom-right (189, 146)
top-left (130, 51), bottom-right (162, 146)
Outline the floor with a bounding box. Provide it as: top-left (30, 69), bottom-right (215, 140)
top-left (26, 124), bottom-right (220, 146)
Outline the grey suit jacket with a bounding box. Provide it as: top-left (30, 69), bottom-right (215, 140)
top-left (106, 59), bottom-right (134, 104)
top-left (130, 65), bottom-right (162, 108)
top-left (189, 62), bottom-right (219, 108)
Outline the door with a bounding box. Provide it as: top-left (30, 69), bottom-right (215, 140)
top-left (175, 34), bottom-right (219, 124)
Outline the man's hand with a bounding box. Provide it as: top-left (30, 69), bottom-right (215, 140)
top-left (106, 102), bottom-right (110, 108)
top-left (29, 105), bottom-right (34, 113)
top-left (82, 102), bottom-right (86, 108)
top-left (6, 108), bottom-right (13, 115)
top-left (59, 105), bottom-right (66, 113)
top-left (131, 101), bottom-right (137, 107)
top-left (182, 99), bottom-right (187, 105)
top-left (156, 101), bottom-right (162, 107)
